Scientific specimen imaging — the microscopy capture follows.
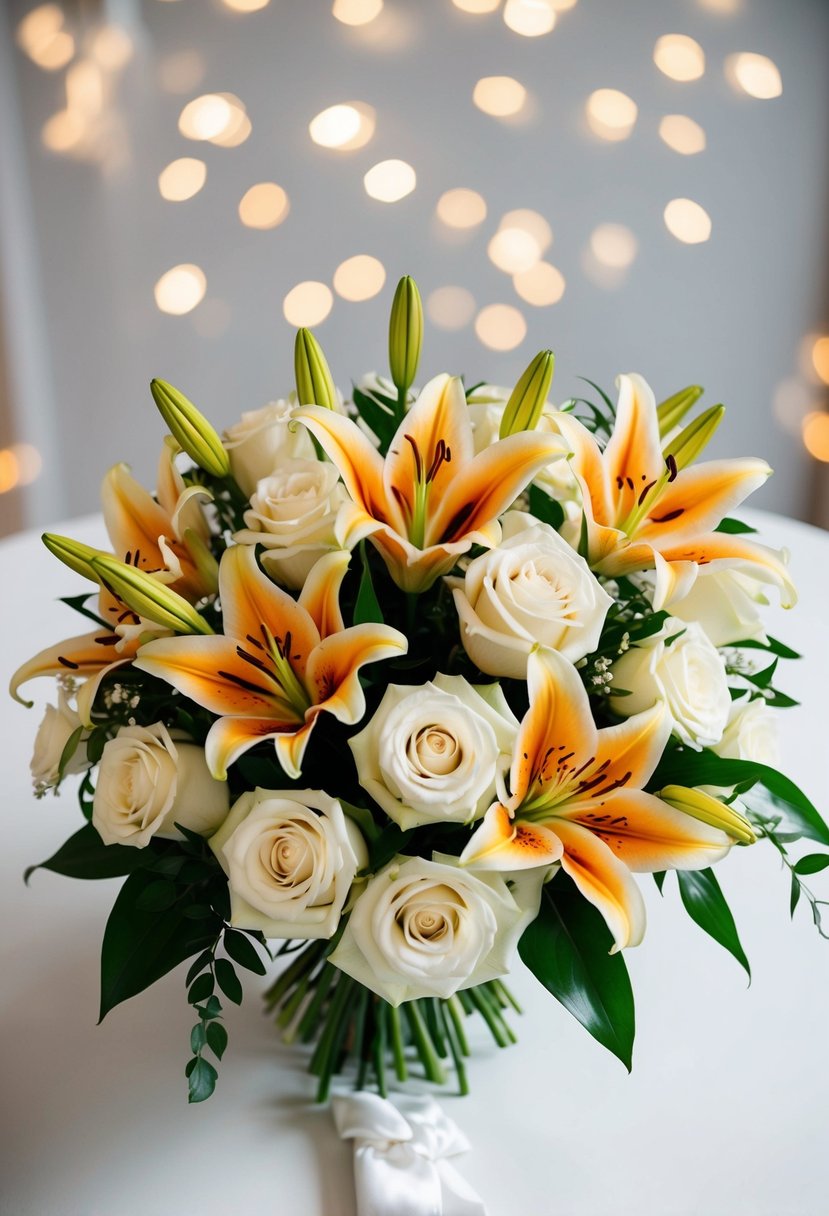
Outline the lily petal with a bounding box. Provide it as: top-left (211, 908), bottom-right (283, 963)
top-left (297, 405), bottom-right (403, 532)
top-left (297, 549), bottom-right (351, 639)
top-left (384, 374), bottom-right (474, 525)
top-left (656, 531), bottom-right (797, 607)
top-left (206, 715), bottom-right (302, 781)
top-left (460, 803), bottom-right (564, 870)
top-left (101, 463), bottom-right (170, 573)
top-left (589, 703), bottom-right (672, 793)
top-left (638, 458), bottom-right (771, 546)
top-left (554, 412), bottom-right (614, 539)
top-left (10, 628), bottom-right (128, 706)
top-left (603, 374), bottom-right (665, 526)
top-left (304, 623), bottom-right (408, 724)
top-left (553, 819), bottom-right (646, 952)
top-left (219, 544), bottom-right (319, 675)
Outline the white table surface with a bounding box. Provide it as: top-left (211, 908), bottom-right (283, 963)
top-left (2, 509), bottom-right (828, 1216)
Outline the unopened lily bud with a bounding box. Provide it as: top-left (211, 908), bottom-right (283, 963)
top-left (389, 275), bottom-right (423, 395)
top-left (150, 379), bottom-right (230, 479)
top-left (659, 784), bottom-right (756, 845)
top-left (657, 385), bottom-right (704, 438)
top-left (294, 328), bottom-right (337, 410)
top-left (663, 404), bottom-right (725, 473)
top-left (42, 533), bottom-right (108, 582)
top-left (499, 350), bottom-right (555, 439)
top-left (89, 555), bottom-right (214, 636)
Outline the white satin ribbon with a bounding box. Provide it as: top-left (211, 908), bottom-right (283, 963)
top-left (332, 1091), bottom-right (487, 1216)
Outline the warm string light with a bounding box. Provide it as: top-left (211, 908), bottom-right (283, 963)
top-left (158, 158), bottom-right (207, 203)
top-left (154, 265), bottom-right (207, 316)
top-left (238, 183), bottom-right (290, 229)
top-left (664, 198), bottom-right (712, 244)
top-left (178, 94), bottom-right (250, 146)
top-left (283, 282), bottom-right (334, 326)
top-left (659, 114), bottom-right (706, 155)
top-left (332, 0), bottom-right (384, 25)
top-left (802, 412), bottom-right (829, 463)
top-left (586, 89), bottom-right (638, 141)
top-left (436, 188), bottom-right (488, 229)
top-left (513, 262), bottom-right (565, 306)
top-left (309, 102), bottom-right (375, 150)
top-left (0, 445), bottom-right (43, 494)
top-left (16, 5), bottom-right (75, 71)
top-left (475, 304), bottom-right (527, 350)
top-left (503, 0), bottom-right (556, 38)
top-left (726, 53), bottom-right (782, 100)
top-left (811, 337), bottom-right (829, 386)
top-left (653, 34), bottom-right (706, 82)
top-left (589, 223), bottom-right (638, 269)
top-left (426, 286), bottom-right (477, 330)
top-left (363, 159), bottom-right (416, 202)
top-left (333, 255), bottom-right (386, 301)
top-left (473, 76), bottom-right (527, 118)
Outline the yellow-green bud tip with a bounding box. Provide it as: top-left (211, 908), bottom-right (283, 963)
top-left (389, 276), bottom-right (423, 395)
top-left (150, 378), bottom-right (230, 479)
top-left (89, 555), bottom-right (214, 636)
top-left (500, 349), bottom-right (555, 439)
top-left (42, 533), bottom-right (108, 583)
top-left (294, 328), bottom-right (337, 410)
top-left (659, 784), bottom-right (757, 846)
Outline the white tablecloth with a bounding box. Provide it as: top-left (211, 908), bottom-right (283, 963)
top-left (2, 509), bottom-right (828, 1216)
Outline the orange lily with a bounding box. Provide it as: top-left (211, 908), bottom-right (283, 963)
top-left (134, 545), bottom-right (407, 780)
top-left (296, 373), bottom-right (565, 592)
top-left (461, 648), bottom-right (733, 951)
top-left (556, 373), bottom-right (796, 610)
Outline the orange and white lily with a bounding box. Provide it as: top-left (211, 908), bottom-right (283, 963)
top-left (461, 647), bottom-right (735, 951)
top-left (134, 545), bottom-right (407, 780)
top-left (556, 374), bottom-right (796, 610)
top-left (297, 373), bottom-right (565, 592)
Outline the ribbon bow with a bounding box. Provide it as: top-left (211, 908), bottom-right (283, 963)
top-left (332, 1091), bottom-right (487, 1216)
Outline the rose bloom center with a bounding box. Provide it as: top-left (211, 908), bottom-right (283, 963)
top-left (411, 724), bottom-right (461, 776)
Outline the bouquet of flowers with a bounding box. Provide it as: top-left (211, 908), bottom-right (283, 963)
top-left (13, 276), bottom-right (828, 1108)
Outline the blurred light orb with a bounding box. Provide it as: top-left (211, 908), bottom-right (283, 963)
top-left (802, 412), bottom-right (829, 463)
top-left (179, 94), bottom-right (235, 141)
top-left (427, 286), bottom-right (477, 330)
top-left (16, 5), bottom-right (75, 70)
top-left (41, 109), bottom-right (86, 153)
top-left (664, 198), bottom-right (712, 244)
top-left (333, 255), bottom-right (387, 301)
top-left (473, 76), bottom-right (527, 118)
top-left (332, 0), bottom-right (383, 24)
top-left (513, 261), bottom-right (565, 306)
top-left (436, 188), bottom-right (487, 229)
top-left (283, 282), bottom-right (334, 327)
top-left (586, 89), bottom-right (638, 141)
top-left (812, 337), bottom-right (829, 386)
top-left (726, 53), bottom-right (782, 100)
top-left (503, 0), bottom-right (556, 37)
top-left (452, 0), bottom-right (500, 12)
top-left (221, 0), bottom-right (270, 10)
top-left (590, 223), bottom-right (638, 268)
top-left (653, 34), bottom-right (706, 82)
top-left (158, 50), bottom-right (206, 94)
top-left (475, 304), bottom-right (527, 351)
top-left (0, 450), bottom-right (19, 495)
top-left (697, 0), bottom-right (740, 11)
top-left (212, 108), bottom-right (252, 147)
top-left (158, 158), bottom-right (207, 202)
top-left (658, 114), bottom-right (706, 155)
top-left (551, 0), bottom-right (578, 9)
top-left (309, 102), bottom-right (375, 150)
top-left (154, 265), bottom-right (207, 316)
top-left (364, 159), bottom-right (416, 202)
top-left (238, 182), bottom-right (290, 229)
top-left (488, 229), bottom-right (541, 274)
top-left (11, 444), bottom-right (43, 487)
top-left (88, 26), bottom-right (134, 70)
top-left (66, 60), bottom-right (105, 117)
top-left (500, 209), bottom-right (552, 253)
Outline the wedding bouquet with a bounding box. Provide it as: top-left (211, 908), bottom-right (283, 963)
top-left (13, 276), bottom-right (828, 1108)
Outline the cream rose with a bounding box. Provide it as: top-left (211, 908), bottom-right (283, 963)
top-left (450, 511), bottom-right (613, 679)
top-left (666, 568), bottom-right (768, 648)
top-left (233, 459), bottom-right (348, 589)
top-left (350, 676), bottom-right (518, 831)
top-left (30, 691), bottom-right (88, 791)
top-left (330, 855), bottom-right (543, 1005)
top-left (610, 620), bottom-right (731, 749)
top-left (92, 723), bottom-right (230, 848)
top-left (713, 699), bottom-right (781, 767)
top-left (209, 788), bottom-right (366, 940)
top-left (223, 398), bottom-right (315, 496)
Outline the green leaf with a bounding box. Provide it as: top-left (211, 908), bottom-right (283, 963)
top-left (518, 875), bottom-right (635, 1070)
top-left (793, 853), bottom-right (829, 876)
top-left (206, 1020), bottom-right (228, 1060)
top-left (190, 1022), bottom-right (207, 1053)
top-left (200, 995), bottom-right (223, 1020)
top-left (99, 870), bottom-right (219, 1021)
top-left (57, 725), bottom-right (85, 782)
top-left (185, 949), bottom-right (213, 987)
top-left (58, 593), bottom-right (108, 627)
top-left (728, 635), bottom-right (800, 660)
top-left (352, 386), bottom-right (397, 451)
top-left (676, 869), bottom-right (750, 980)
top-left (341, 799), bottom-right (380, 843)
top-left (790, 873), bottom-right (802, 918)
top-left (714, 517), bottom-right (757, 535)
top-left (354, 542), bottom-right (384, 625)
top-left (188, 973), bottom-right (214, 1005)
top-left (215, 958), bottom-right (243, 1005)
top-left (223, 929), bottom-right (267, 975)
top-left (653, 871), bottom-right (666, 894)
top-left (187, 1056), bottom-right (217, 1103)
top-left (25, 823), bottom-right (144, 885)
top-left (135, 878), bottom-right (177, 913)
top-left (86, 727), bottom-right (108, 766)
top-left (528, 484), bottom-right (565, 531)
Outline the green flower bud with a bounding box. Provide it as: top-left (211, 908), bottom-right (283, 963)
top-left (656, 385), bottom-right (704, 438)
top-left (388, 275), bottom-right (423, 395)
top-left (89, 555), bottom-right (214, 636)
top-left (659, 784), bottom-right (756, 845)
top-left (499, 350), bottom-right (555, 439)
top-left (42, 533), bottom-right (108, 582)
top-left (294, 328), bottom-right (337, 410)
top-left (663, 404), bottom-right (725, 473)
top-left (150, 379), bottom-right (230, 479)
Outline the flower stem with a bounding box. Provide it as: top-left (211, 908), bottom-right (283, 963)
top-left (388, 1002), bottom-right (408, 1082)
top-left (298, 961), bottom-right (336, 1043)
top-left (372, 1001), bottom-right (389, 1098)
top-left (439, 1001), bottom-right (469, 1097)
top-left (446, 995), bottom-right (470, 1057)
top-left (404, 1000), bottom-right (447, 1085)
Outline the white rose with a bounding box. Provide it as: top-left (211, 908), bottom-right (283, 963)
top-left (330, 855), bottom-right (543, 1005)
top-left (233, 459), bottom-right (348, 589)
top-left (450, 511), bottom-right (613, 679)
top-left (350, 676), bottom-right (518, 831)
top-left (92, 723), bottom-right (230, 848)
top-left (667, 568), bottom-right (769, 648)
top-left (610, 620), bottom-right (731, 749)
top-left (713, 699), bottom-right (781, 767)
top-left (209, 788), bottom-right (366, 940)
top-left (223, 398), bottom-right (315, 496)
top-left (30, 691), bottom-right (88, 791)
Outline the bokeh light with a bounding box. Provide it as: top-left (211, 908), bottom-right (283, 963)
top-left (283, 282), bottom-right (334, 327)
top-left (500, 209), bottom-right (552, 254)
top-left (238, 182), bottom-right (290, 228)
top-left (659, 114), bottom-right (706, 154)
top-left (158, 158), bottom-right (207, 203)
top-left (221, 0), bottom-right (271, 11)
top-left (66, 60), bottom-right (105, 117)
top-left (586, 89), bottom-right (638, 141)
top-left (363, 159), bottom-right (416, 202)
top-left (452, 0), bottom-right (500, 12)
top-left (179, 94), bottom-right (249, 144)
top-left (16, 5), bottom-right (74, 70)
top-left (41, 110), bottom-right (85, 153)
top-left (309, 102), bottom-right (375, 150)
top-left (726, 53), bottom-right (782, 100)
top-left (154, 265), bottom-right (207, 316)
top-left (333, 255), bottom-right (386, 301)
top-left (87, 26), bottom-right (133, 70)
top-left (812, 337), bottom-right (829, 386)
top-left (488, 229), bottom-right (541, 274)
top-left (473, 76), bottom-right (527, 118)
top-left (475, 304), bottom-right (527, 350)
top-left (513, 262), bottom-right (565, 306)
top-left (436, 188), bottom-right (488, 229)
top-left (332, 0), bottom-right (384, 24)
top-left (802, 412), bottom-right (829, 462)
top-left (653, 34), bottom-right (706, 82)
top-left (503, 0), bottom-right (556, 38)
top-left (590, 223), bottom-right (638, 268)
top-left (664, 198), bottom-right (712, 244)
top-left (427, 286), bottom-right (477, 330)
top-left (0, 450), bottom-right (19, 495)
